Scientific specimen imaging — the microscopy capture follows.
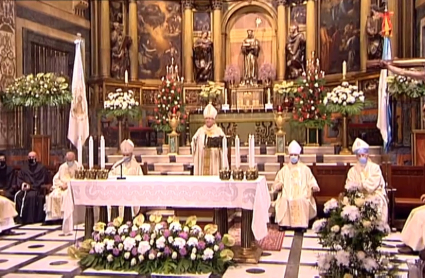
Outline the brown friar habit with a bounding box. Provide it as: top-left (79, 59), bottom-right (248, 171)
top-left (14, 162), bottom-right (50, 224)
top-left (0, 164), bottom-right (16, 201)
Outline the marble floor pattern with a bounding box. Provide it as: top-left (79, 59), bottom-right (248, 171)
top-left (0, 224), bottom-right (415, 278)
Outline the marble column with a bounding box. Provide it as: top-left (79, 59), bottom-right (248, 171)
top-left (388, 0), bottom-right (399, 58)
top-left (359, 0), bottom-right (370, 71)
top-left (276, 0), bottom-right (287, 81)
top-left (182, 0), bottom-right (194, 83)
top-left (306, 0), bottom-right (317, 60)
top-left (100, 0), bottom-right (111, 77)
top-left (213, 0), bottom-right (223, 82)
top-left (128, 0), bottom-right (138, 80)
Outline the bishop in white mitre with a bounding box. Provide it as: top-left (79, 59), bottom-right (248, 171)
top-left (272, 140), bottom-right (320, 232)
top-left (398, 196), bottom-right (425, 255)
top-left (0, 196), bottom-right (17, 234)
top-left (45, 151), bottom-right (81, 223)
top-left (346, 138), bottom-right (388, 224)
top-left (109, 139), bottom-right (143, 219)
top-left (191, 103), bottom-right (228, 176)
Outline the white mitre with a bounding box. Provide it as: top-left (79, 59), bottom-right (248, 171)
top-left (352, 138), bottom-right (369, 154)
top-left (288, 140), bottom-right (302, 155)
top-left (203, 103), bottom-right (217, 119)
top-left (120, 139), bottom-right (135, 154)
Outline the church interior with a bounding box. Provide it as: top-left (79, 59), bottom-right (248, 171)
top-left (0, 0), bottom-right (425, 277)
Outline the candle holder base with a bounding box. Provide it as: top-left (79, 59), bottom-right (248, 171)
top-left (264, 103), bottom-right (273, 111)
top-left (222, 104), bottom-right (230, 111)
top-left (246, 168), bottom-right (259, 181)
top-left (219, 168), bottom-right (231, 180)
top-left (232, 245), bottom-right (263, 264)
top-left (232, 168), bottom-right (244, 181)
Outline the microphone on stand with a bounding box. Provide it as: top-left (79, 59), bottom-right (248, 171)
top-left (110, 158), bottom-right (127, 180)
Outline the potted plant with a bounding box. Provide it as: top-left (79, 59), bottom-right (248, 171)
top-left (273, 80), bottom-right (296, 110)
top-left (73, 214), bottom-right (235, 277)
top-left (388, 73), bottom-right (425, 99)
top-left (199, 81), bottom-right (223, 106)
top-left (223, 65), bottom-right (240, 87)
top-left (259, 63), bottom-right (276, 86)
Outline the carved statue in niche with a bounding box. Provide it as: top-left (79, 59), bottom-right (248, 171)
top-left (193, 31), bottom-right (213, 83)
top-left (285, 24), bottom-right (306, 79)
top-left (241, 30), bottom-right (260, 86)
top-left (366, 5), bottom-right (383, 60)
top-left (111, 22), bottom-right (132, 79)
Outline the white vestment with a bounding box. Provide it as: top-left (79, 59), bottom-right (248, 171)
top-left (346, 161), bottom-right (388, 223)
top-left (273, 162), bottom-right (320, 228)
top-left (109, 157), bottom-right (143, 219)
top-left (401, 205), bottom-right (425, 251)
top-left (191, 124), bottom-right (228, 176)
top-left (45, 162), bottom-right (80, 221)
top-left (0, 196), bottom-right (17, 232)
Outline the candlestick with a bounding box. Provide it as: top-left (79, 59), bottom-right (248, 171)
top-left (248, 135), bottom-right (252, 168)
top-left (277, 105), bottom-right (282, 112)
top-left (124, 70), bottom-right (128, 84)
top-left (172, 106), bottom-right (177, 114)
top-left (342, 61), bottom-right (347, 79)
top-left (181, 77), bottom-right (184, 83)
top-left (222, 136), bottom-right (227, 168)
top-left (89, 136), bottom-right (94, 169)
top-left (100, 136), bottom-right (105, 169)
top-left (77, 136), bottom-right (82, 168)
top-left (224, 89), bottom-right (228, 105)
top-left (267, 88), bottom-right (271, 104)
top-left (251, 135), bottom-right (255, 168)
top-left (235, 135), bottom-right (240, 169)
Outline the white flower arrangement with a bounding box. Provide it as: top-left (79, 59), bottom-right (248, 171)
top-left (388, 72), bottom-right (425, 99)
top-left (102, 88), bottom-right (141, 119)
top-left (324, 81), bottom-right (366, 117)
top-left (199, 81), bottom-right (223, 104)
top-left (312, 183), bottom-right (398, 277)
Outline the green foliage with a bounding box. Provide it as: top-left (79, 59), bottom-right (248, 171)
top-left (388, 74), bottom-right (425, 99)
top-left (1, 73), bottom-right (72, 109)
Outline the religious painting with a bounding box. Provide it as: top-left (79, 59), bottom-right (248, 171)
top-left (357, 78), bottom-right (378, 124)
top-left (137, 1), bottom-right (182, 79)
top-left (290, 4), bottom-right (306, 30)
top-left (193, 12), bottom-right (211, 33)
top-left (318, 0), bottom-right (361, 75)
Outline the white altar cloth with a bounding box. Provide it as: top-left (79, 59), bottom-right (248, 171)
top-left (63, 176), bottom-right (270, 240)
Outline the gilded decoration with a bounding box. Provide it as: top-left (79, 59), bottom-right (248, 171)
top-left (0, 0), bottom-right (16, 148)
top-left (137, 1), bottom-right (182, 79)
top-left (319, 0), bottom-right (361, 74)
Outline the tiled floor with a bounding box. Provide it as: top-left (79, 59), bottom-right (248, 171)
top-left (0, 225), bottom-right (415, 277)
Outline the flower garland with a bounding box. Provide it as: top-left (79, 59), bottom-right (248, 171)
top-left (313, 183), bottom-right (398, 277)
top-left (325, 81), bottom-right (366, 117)
top-left (72, 215), bottom-right (235, 275)
top-left (153, 77), bottom-right (186, 133)
top-left (291, 70), bottom-right (329, 129)
top-left (1, 73), bottom-right (71, 108)
top-left (102, 88), bottom-right (141, 119)
top-left (388, 74), bottom-right (425, 99)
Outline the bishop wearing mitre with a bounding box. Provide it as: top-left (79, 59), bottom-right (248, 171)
top-left (45, 151), bottom-right (81, 224)
top-left (191, 103), bottom-right (228, 175)
top-left (272, 140), bottom-right (320, 232)
top-left (109, 139), bottom-right (144, 177)
top-left (346, 138), bottom-right (388, 223)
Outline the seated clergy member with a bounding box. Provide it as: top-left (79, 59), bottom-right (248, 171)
top-left (398, 195), bottom-right (425, 254)
top-left (191, 103), bottom-right (227, 176)
top-left (0, 196), bottom-right (18, 235)
top-left (45, 151), bottom-right (81, 224)
top-left (272, 140), bottom-right (320, 232)
top-left (0, 153), bottom-right (17, 201)
top-left (15, 151), bottom-right (50, 224)
top-left (109, 139), bottom-right (143, 177)
top-left (346, 138), bottom-right (388, 223)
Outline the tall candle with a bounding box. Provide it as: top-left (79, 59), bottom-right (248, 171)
top-left (342, 61), bottom-right (347, 78)
top-left (124, 70), bottom-right (128, 84)
top-left (248, 135), bottom-right (252, 168)
top-left (251, 135), bottom-right (256, 168)
top-left (267, 88), bottom-right (271, 104)
top-left (235, 135), bottom-right (240, 169)
top-left (222, 136), bottom-right (227, 168)
top-left (77, 136), bottom-right (82, 168)
top-left (100, 136), bottom-right (105, 169)
top-left (224, 89), bottom-right (228, 105)
top-left (89, 136), bottom-right (94, 169)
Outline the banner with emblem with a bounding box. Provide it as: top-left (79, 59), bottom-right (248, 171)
top-left (67, 39), bottom-right (89, 147)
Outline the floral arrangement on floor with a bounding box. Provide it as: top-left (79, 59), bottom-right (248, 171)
top-left (153, 77), bottom-right (186, 133)
top-left (324, 81), bottom-right (366, 117)
top-left (388, 73), bottom-right (425, 99)
top-left (73, 215), bottom-right (235, 275)
top-left (200, 81), bottom-right (223, 105)
top-left (291, 60), bottom-right (329, 129)
top-left (1, 73), bottom-right (71, 108)
top-left (224, 65), bottom-right (241, 86)
top-left (312, 182), bottom-right (398, 278)
top-left (102, 88), bottom-right (141, 119)
top-left (258, 63), bottom-right (276, 85)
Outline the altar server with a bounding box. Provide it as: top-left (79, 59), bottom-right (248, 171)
top-left (0, 196), bottom-right (17, 235)
top-left (45, 151), bottom-right (81, 223)
top-left (15, 151), bottom-right (50, 224)
top-left (346, 138), bottom-right (388, 223)
top-left (109, 139), bottom-right (143, 177)
top-left (272, 140), bottom-right (320, 232)
top-left (191, 103), bottom-right (228, 175)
